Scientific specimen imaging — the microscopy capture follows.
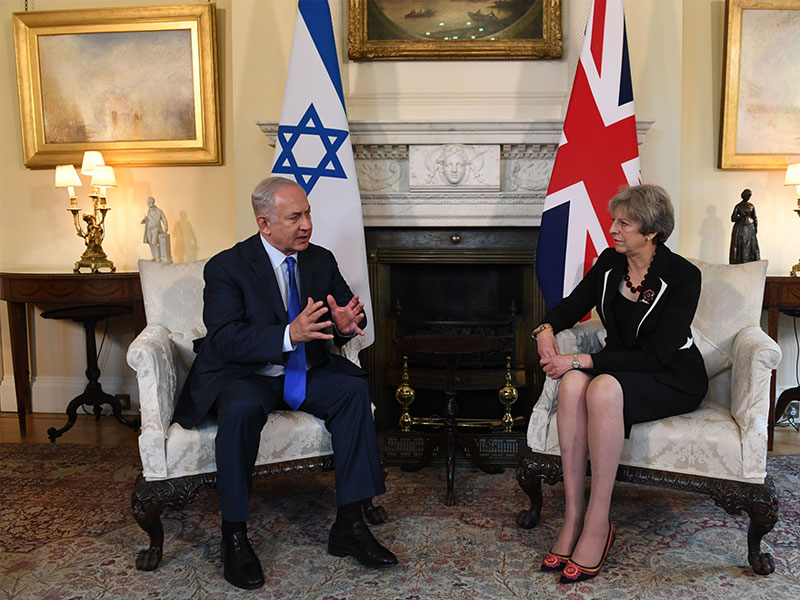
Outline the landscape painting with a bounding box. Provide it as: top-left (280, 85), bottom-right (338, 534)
top-left (13, 4), bottom-right (220, 167)
top-left (349, 0), bottom-right (562, 60)
top-left (38, 30), bottom-right (196, 144)
top-left (369, 0), bottom-right (542, 41)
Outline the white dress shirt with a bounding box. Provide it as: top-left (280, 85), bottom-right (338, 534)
top-left (256, 234), bottom-right (301, 377)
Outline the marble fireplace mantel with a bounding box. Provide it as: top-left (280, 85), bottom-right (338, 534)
top-left (256, 120), bottom-right (653, 227)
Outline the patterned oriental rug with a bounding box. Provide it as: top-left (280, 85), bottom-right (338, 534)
top-left (1, 443), bottom-right (799, 600)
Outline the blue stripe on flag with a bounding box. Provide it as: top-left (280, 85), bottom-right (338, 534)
top-left (619, 22), bottom-right (633, 106)
top-left (536, 202), bottom-right (570, 310)
top-left (299, 0), bottom-right (346, 111)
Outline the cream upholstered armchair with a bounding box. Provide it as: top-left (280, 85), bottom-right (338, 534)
top-left (127, 259), bottom-right (384, 571)
top-left (516, 259), bottom-right (781, 575)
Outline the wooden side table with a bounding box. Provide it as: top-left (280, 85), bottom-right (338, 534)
top-left (762, 276), bottom-right (800, 450)
top-left (0, 272), bottom-right (145, 436)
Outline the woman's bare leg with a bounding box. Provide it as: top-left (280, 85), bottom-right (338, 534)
top-left (551, 370), bottom-right (593, 555)
top-left (570, 374), bottom-right (625, 566)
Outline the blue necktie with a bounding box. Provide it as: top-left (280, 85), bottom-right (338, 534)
top-left (283, 256), bottom-right (306, 409)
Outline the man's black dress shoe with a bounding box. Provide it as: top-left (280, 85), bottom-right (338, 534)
top-left (221, 531), bottom-right (265, 589)
top-left (328, 520), bottom-right (398, 568)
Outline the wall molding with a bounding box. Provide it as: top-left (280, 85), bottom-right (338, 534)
top-left (0, 375), bottom-right (138, 415)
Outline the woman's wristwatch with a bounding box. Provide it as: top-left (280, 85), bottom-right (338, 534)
top-left (530, 323), bottom-right (553, 340)
top-left (572, 353), bottom-right (580, 369)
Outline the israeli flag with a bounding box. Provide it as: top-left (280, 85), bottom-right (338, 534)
top-left (271, 0), bottom-right (373, 350)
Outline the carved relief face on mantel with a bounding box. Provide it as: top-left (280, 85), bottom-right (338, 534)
top-left (408, 144), bottom-right (500, 194)
top-left (439, 145), bottom-right (469, 185)
top-left (428, 144), bottom-right (486, 187)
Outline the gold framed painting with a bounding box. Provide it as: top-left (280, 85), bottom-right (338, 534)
top-left (13, 4), bottom-right (221, 168)
top-left (720, 0), bottom-right (800, 169)
top-left (348, 0), bottom-right (562, 60)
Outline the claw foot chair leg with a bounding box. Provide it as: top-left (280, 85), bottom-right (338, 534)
top-left (132, 473), bottom-right (210, 571)
top-left (132, 476), bottom-right (166, 571)
top-left (745, 478), bottom-right (779, 575)
top-left (516, 451), bottom-right (563, 529)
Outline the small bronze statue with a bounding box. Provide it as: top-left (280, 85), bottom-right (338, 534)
top-left (729, 188), bottom-right (760, 264)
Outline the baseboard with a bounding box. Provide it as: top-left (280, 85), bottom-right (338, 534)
top-left (0, 375), bottom-right (139, 414)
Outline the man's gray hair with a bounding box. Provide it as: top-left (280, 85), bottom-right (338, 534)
top-left (251, 176), bottom-right (302, 220)
top-left (608, 183), bottom-right (675, 244)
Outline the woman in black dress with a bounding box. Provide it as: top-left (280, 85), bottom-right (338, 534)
top-left (531, 184), bottom-right (708, 583)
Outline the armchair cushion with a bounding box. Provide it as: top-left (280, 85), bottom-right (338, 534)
top-left (688, 258), bottom-right (767, 355)
top-left (138, 258), bottom-right (208, 335)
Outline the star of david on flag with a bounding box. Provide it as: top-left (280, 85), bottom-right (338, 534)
top-left (273, 103), bottom-right (349, 195)
top-left (271, 0), bottom-right (374, 350)
top-left (536, 0), bottom-right (641, 310)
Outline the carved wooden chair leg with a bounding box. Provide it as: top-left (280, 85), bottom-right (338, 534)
top-left (516, 452), bottom-right (561, 528)
top-left (361, 498), bottom-right (388, 524)
top-left (745, 478), bottom-right (779, 575)
top-left (132, 476), bottom-right (165, 571)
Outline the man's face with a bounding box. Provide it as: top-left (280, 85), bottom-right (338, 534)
top-left (257, 184), bottom-right (312, 255)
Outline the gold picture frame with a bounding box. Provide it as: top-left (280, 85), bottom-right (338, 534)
top-left (13, 4), bottom-right (221, 168)
top-left (720, 0), bottom-right (800, 169)
top-left (348, 0), bottom-right (562, 61)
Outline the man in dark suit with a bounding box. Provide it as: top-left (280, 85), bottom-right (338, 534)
top-left (175, 176), bottom-right (396, 590)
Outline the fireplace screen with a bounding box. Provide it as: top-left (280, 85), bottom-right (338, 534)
top-left (363, 227), bottom-right (545, 434)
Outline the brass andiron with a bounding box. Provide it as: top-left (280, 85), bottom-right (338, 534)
top-left (498, 355), bottom-right (518, 432)
top-left (395, 355), bottom-right (415, 432)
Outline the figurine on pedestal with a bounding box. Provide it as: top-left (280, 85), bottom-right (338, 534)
top-left (141, 196), bottom-right (171, 262)
top-left (729, 188), bottom-right (760, 264)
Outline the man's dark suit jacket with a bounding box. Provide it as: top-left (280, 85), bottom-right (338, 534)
top-left (174, 233), bottom-right (364, 429)
top-left (543, 244), bottom-right (708, 398)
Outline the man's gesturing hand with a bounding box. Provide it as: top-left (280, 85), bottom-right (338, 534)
top-left (289, 298), bottom-right (333, 344)
top-left (327, 294), bottom-right (366, 336)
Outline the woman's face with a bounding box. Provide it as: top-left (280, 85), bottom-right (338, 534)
top-left (609, 210), bottom-right (652, 256)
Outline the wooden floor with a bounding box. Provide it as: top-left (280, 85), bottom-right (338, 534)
top-left (0, 413), bottom-right (139, 446)
top-left (1, 412), bottom-right (799, 455)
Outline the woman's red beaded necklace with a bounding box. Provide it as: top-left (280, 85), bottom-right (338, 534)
top-left (623, 269), bottom-right (645, 294)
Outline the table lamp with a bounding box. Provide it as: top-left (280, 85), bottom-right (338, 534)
top-left (54, 151), bottom-right (117, 273)
top-left (80, 150), bottom-right (105, 176)
top-left (54, 164), bottom-right (82, 209)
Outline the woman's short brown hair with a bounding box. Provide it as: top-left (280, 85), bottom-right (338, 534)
top-left (608, 184), bottom-right (674, 244)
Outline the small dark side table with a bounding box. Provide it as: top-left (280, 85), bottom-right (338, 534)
top-left (0, 271), bottom-right (145, 436)
top-left (763, 276), bottom-right (800, 450)
top-left (394, 334), bottom-right (512, 506)
top-left (41, 304), bottom-right (140, 441)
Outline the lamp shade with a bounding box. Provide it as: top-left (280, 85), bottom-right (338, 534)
top-left (785, 163), bottom-right (800, 186)
top-left (80, 151), bottom-right (105, 176)
top-left (55, 164), bottom-right (82, 188)
top-left (91, 165), bottom-right (116, 188)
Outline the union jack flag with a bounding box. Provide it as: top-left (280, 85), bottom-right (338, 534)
top-left (536, 0), bottom-right (641, 310)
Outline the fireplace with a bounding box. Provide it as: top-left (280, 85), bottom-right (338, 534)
top-left (361, 227), bottom-right (546, 466)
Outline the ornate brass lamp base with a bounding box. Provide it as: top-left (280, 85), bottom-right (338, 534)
top-left (791, 210), bottom-right (800, 277)
top-left (74, 250), bottom-right (116, 273)
top-left (69, 202), bottom-right (115, 273)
